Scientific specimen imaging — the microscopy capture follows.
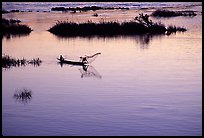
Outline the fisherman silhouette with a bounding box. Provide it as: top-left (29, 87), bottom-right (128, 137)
top-left (81, 57), bottom-right (88, 64)
top-left (59, 55), bottom-right (64, 61)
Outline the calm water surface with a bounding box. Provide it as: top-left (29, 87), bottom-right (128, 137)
top-left (2, 3), bottom-right (202, 136)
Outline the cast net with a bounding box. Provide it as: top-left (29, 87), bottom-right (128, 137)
top-left (80, 52), bottom-right (101, 63)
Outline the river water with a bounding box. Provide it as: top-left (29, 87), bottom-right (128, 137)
top-left (2, 2), bottom-right (202, 136)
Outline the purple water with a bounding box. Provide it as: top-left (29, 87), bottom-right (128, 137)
top-left (2, 2), bottom-right (202, 136)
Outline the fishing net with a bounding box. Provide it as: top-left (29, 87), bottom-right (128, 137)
top-left (79, 65), bottom-right (102, 79)
top-left (80, 52), bottom-right (101, 63)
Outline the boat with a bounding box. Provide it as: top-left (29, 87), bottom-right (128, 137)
top-left (57, 58), bottom-right (85, 66)
top-left (57, 52), bottom-right (101, 66)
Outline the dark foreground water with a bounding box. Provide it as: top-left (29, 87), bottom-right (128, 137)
top-left (2, 2), bottom-right (202, 136)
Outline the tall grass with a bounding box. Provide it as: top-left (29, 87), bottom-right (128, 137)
top-left (2, 54), bottom-right (42, 69)
top-left (48, 14), bottom-right (168, 37)
top-left (13, 88), bottom-right (32, 103)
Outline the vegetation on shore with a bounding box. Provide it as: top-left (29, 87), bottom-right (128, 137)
top-left (152, 9), bottom-right (197, 17)
top-left (48, 13), bottom-right (186, 37)
top-left (2, 18), bottom-right (32, 38)
top-left (2, 9), bottom-right (33, 14)
top-left (2, 9), bottom-right (9, 14)
top-left (2, 54), bottom-right (42, 69)
top-left (51, 6), bottom-right (129, 12)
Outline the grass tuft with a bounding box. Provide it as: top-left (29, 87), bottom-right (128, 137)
top-left (2, 54), bottom-right (42, 69)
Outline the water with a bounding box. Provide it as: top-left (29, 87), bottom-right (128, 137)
top-left (2, 2), bottom-right (202, 136)
top-left (2, 2), bottom-right (201, 12)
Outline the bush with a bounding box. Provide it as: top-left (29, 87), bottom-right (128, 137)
top-left (2, 18), bottom-right (32, 37)
top-left (48, 13), bottom-right (187, 37)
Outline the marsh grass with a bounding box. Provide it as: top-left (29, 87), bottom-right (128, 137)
top-left (13, 88), bottom-right (32, 103)
top-left (48, 13), bottom-right (186, 37)
top-left (167, 25), bottom-right (187, 32)
top-left (48, 20), bottom-right (156, 37)
top-left (2, 54), bottom-right (42, 69)
top-left (2, 18), bottom-right (32, 38)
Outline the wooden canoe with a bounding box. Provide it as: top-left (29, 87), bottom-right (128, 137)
top-left (57, 58), bottom-right (85, 66)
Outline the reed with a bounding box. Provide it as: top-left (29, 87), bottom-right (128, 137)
top-left (13, 88), bottom-right (32, 103)
top-left (48, 13), bottom-right (170, 37)
top-left (2, 54), bottom-right (42, 69)
top-left (167, 25), bottom-right (187, 32)
top-left (165, 25), bottom-right (187, 35)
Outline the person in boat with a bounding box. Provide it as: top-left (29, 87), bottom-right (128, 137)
top-left (59, 55), bottom-right (64, 61)
top-left (81, 57), bottom-right (88, 64)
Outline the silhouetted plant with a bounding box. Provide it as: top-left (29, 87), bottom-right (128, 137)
top-left (28, 58), bottom-right (42, 67)
top-left (2, 18), bottom-right (32, 38)
top-left (2, 54), bottom-right (42, 69)
top-left (13, 88), bottom-right (32, 103)
top-left (167, 25), bottom-right (187, 32)
top-left (93, 13), bottom-right (98, 17)
top-left (48, 13), bottom-right (186, 37)
top-left (134, 13), bottom-right (153, 27)
top-left (166, 25), bottom-right (187, 35)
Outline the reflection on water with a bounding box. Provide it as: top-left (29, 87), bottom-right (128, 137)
top-left (54, 33), bottom-right (164, 50)
top-left (58, 62), bottom-right (102, 79)
top-left (3, 33), bottom-right (31, 40)
top-left (135, 34), bottom-right (164, 49)
top-left (13, 88), bottom-right (32, 104)
top-left (79, 65), bottom-right (102, 79)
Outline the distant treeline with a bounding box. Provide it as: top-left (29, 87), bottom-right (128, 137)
top-left (2, 9), bottom-right (49, 14)
top-left (51, 6), bottom-right (129, 12)
top-left (48, 13), bottom-right (186, 37)
top-left (2, 6), bottom-right (129, 14)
